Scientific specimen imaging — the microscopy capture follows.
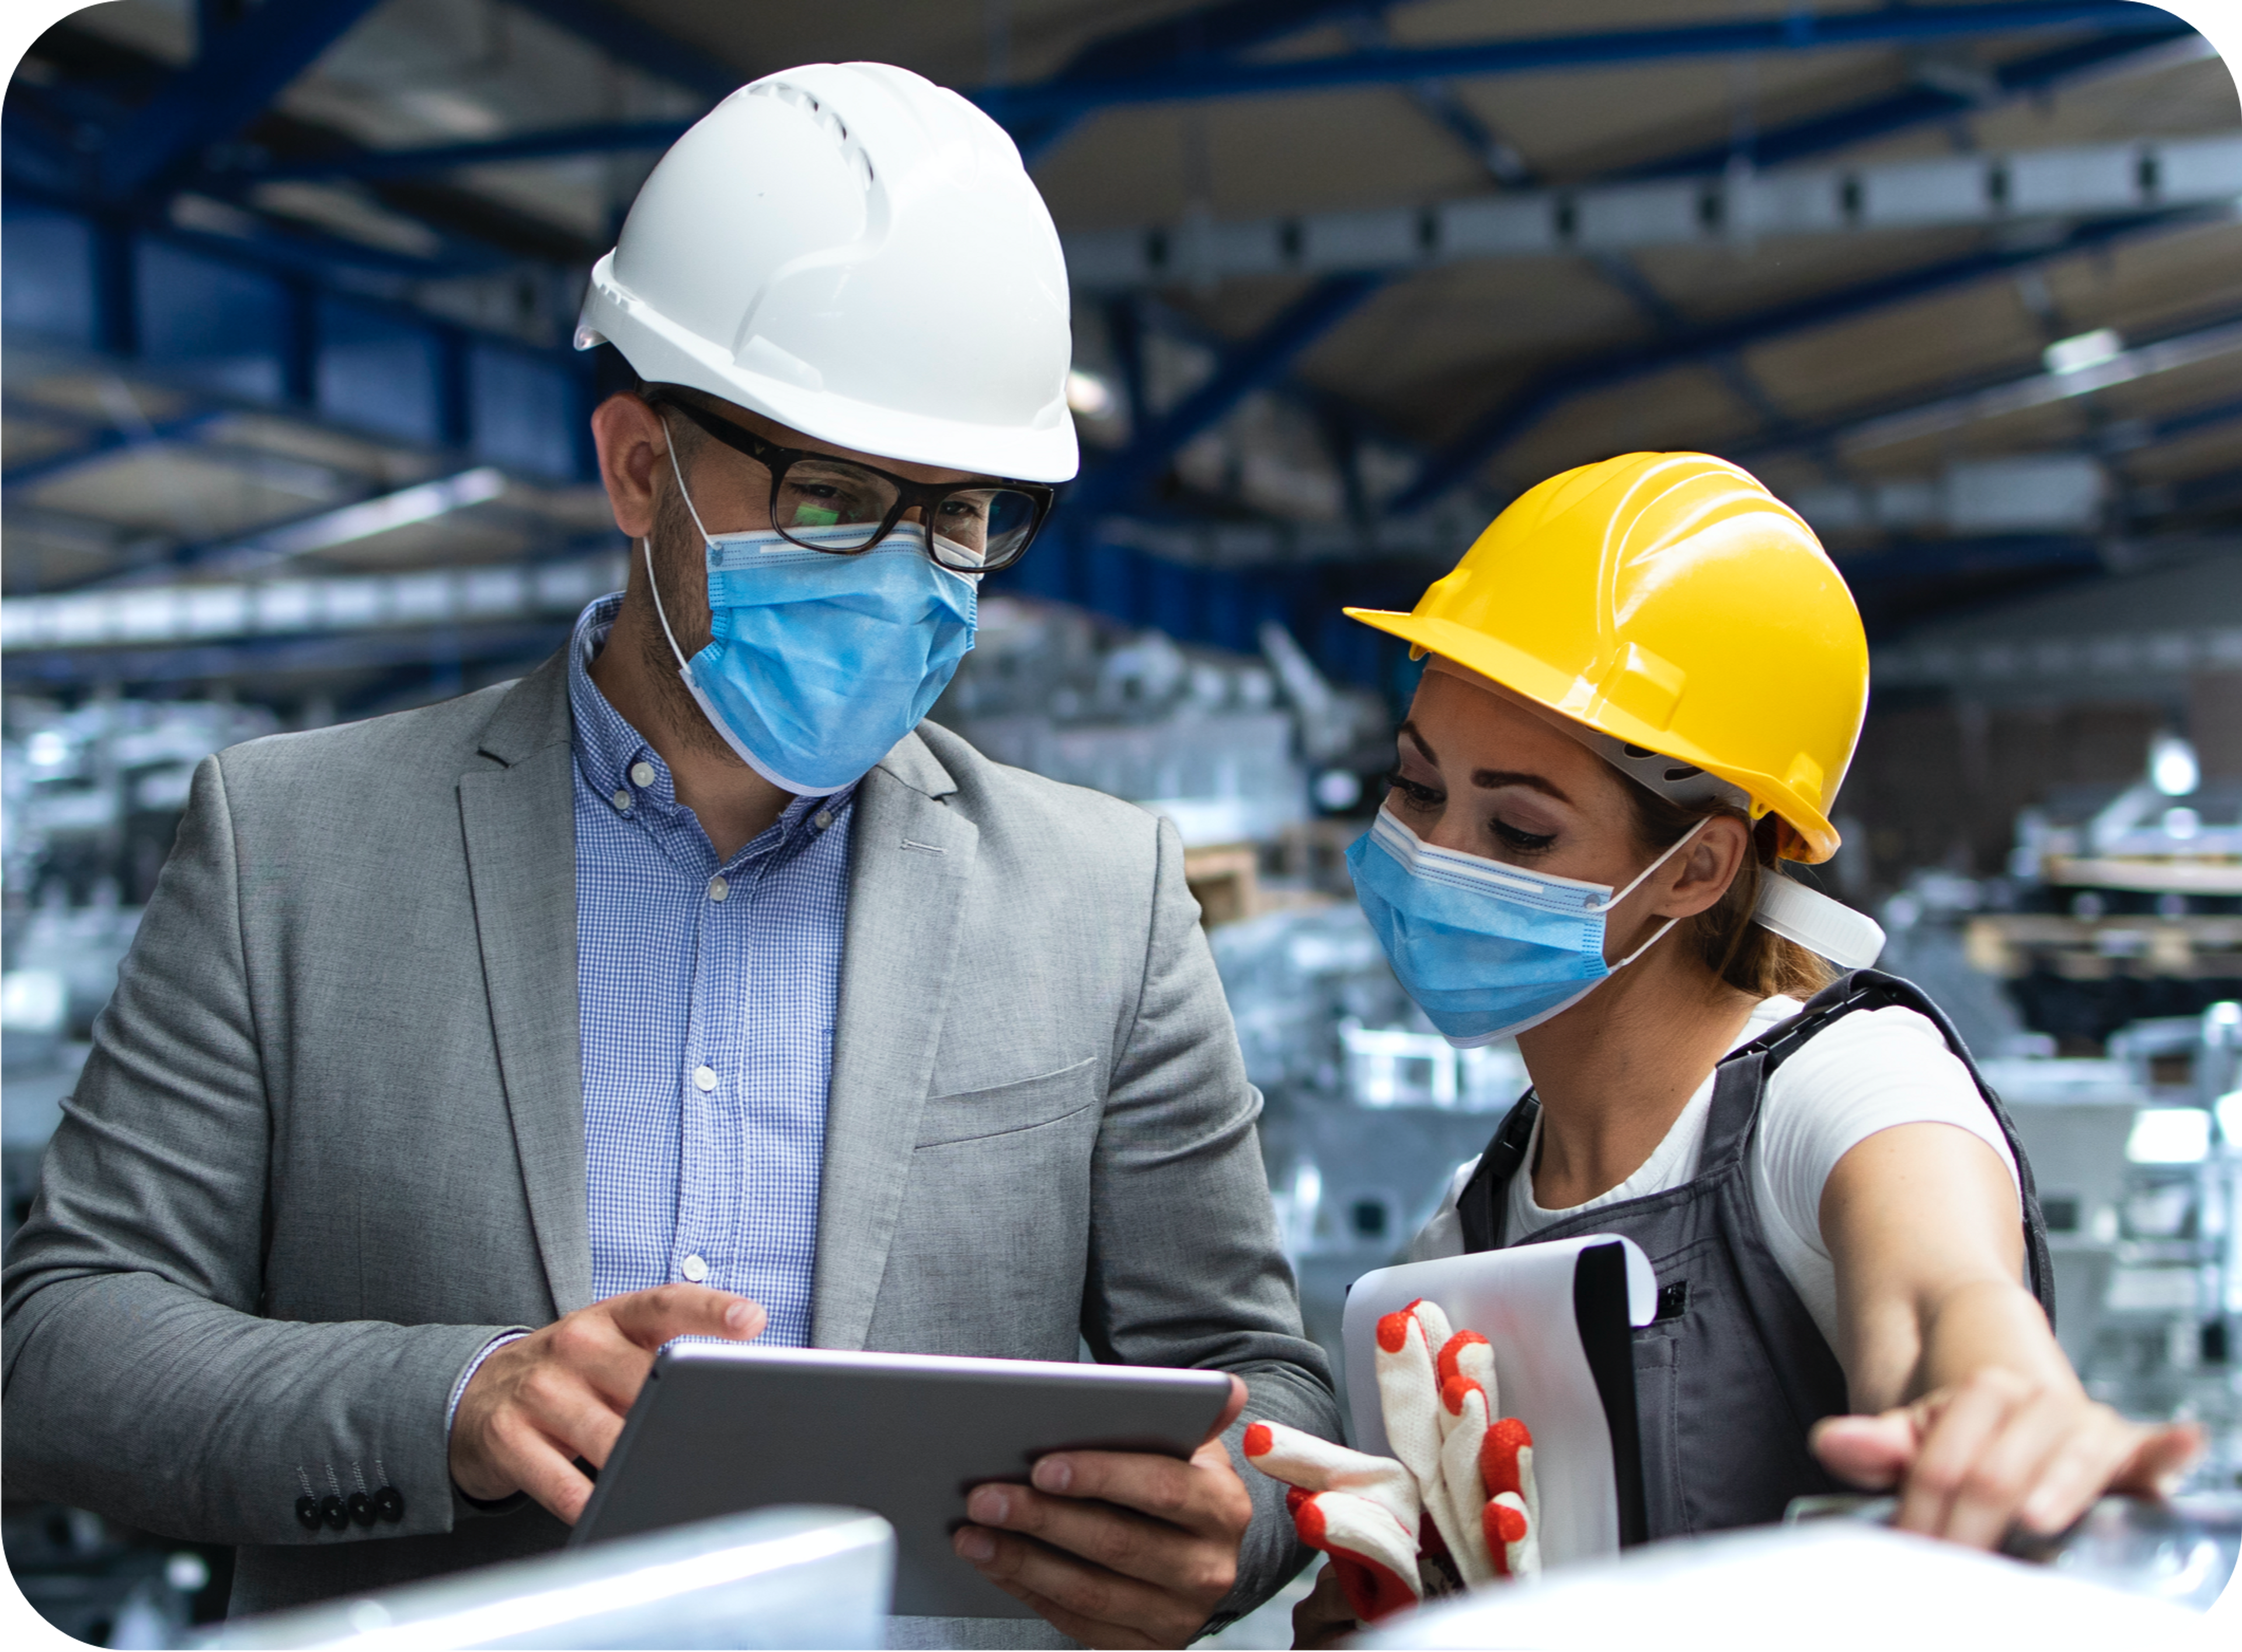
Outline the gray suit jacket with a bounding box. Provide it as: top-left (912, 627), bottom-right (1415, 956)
top-left (2, 650), bottom-right (1336, 1629)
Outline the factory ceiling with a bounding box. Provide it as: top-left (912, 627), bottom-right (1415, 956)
top-left (2, 0), bottom-right (2238, 713)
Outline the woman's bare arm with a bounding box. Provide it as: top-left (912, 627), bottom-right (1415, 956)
top-left (1811, 1122), bottom-right (2198, 1546)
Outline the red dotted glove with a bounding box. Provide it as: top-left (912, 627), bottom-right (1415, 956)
top-left (1378, 1299), bottom-right (1544, 1589)
top-left (1248, 1298), bottom-right (1544, 1623)
top-left (1243, 1420), bottom-right (1423, 1620)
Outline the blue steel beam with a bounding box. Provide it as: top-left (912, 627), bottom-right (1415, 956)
top-left (0, 623), bottom-right (568, 690)
top-left (232, 120), bottom-right (696, 184)
top-left (976, 4), bottom-right (2179, 127)
top-left (97, 0), bottom-right (388, 198)
top-left (502, 0), bottom-right (746, 103)
top-left (1, 407), bottom-right (232, 487)
top-left (1627, 22), bottom-right (2204, 177)
top-left (1065, 273), bottom-right (1387, 520)
top-left (1722, 305), bottom-right (2242, 465)
top-left (247, 6), bottom-right (2196, 184)
top-left (1387, 205), bottom-right (2223, 516)
top-left (1009, 0), bottom-right (1379, 163)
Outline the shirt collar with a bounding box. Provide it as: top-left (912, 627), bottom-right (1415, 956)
top-left (565, 594), bottom-right (855, 848)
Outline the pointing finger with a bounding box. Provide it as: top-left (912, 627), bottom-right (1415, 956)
top-left (604, 1284), bottom-right (766, 1349)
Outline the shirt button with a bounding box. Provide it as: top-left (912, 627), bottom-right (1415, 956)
top-left (692, 1064), bottom-right (718, 1092)
top-left (681, 1254), bottom-right (708, 1282)
top-left (707, 875), bottom-right (729, 902)
top-left (813, 809), bottom-right (834, 831)
top-left (629, 760), bottom-right (656, 789)
top-left (610, 787), bottom-right (631, 813)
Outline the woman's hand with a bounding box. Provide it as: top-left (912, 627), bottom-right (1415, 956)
top-left (1812, 1365), bottom-right (2202, 1546)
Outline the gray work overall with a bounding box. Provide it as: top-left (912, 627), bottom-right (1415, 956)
top-left (1454, 969), bottom-right (2058, 1541)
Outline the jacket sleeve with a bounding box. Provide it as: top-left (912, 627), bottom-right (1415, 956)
top-left (1082, 814), bottom-right (1342, 1618)
top-left (1, 754), bottom-right (525, 1546)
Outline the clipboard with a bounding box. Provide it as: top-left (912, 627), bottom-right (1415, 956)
top-left (1342, 1234), bottom-right (1657, 1565)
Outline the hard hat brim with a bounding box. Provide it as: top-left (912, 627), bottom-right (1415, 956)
top-left (1344, 605), bottom-right (1841, 863)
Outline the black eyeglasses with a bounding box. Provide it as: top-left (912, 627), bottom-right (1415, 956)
top-left (651, 392), bottom-right (1056, 573)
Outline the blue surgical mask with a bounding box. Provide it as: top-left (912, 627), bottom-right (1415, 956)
top-left (1347, 807), bottom-right (1707, 1047)
top-left (645, 439), bottom-right (977, 794)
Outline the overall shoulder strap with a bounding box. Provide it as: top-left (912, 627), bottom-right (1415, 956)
top-left (1456, 1092), bottom-right (1539, 1253)
top-left (1694, 971), bottom-right (1880, 1173)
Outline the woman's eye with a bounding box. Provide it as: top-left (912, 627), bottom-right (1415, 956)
top-left (1384, 772), bottom-right (1442, 810)
top-left (1492, 818), bottom-right (1557, 852)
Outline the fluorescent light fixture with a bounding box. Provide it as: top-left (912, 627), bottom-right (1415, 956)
top-left (2042, 327), bottom-right (2122, 375)
top-left (2150, 731), bottom-right (2200, 797)
top-left (2163, 806), bottom-right (2201, 841)
top-left (1066, 368), bottom-right (1117, 418)
top-left (2126, 1107), bottom-right (2212, 1165)
top-left (239, 466), bottom-right (509, 566)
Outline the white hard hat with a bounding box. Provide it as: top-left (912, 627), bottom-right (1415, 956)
top-left (575, 61), bottom-right (1079, 483)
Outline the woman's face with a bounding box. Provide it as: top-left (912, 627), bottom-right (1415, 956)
top-left (1382, 663), bottom-right (1749, 957)
top-left (1385, 665), bottom-right (1644, 879)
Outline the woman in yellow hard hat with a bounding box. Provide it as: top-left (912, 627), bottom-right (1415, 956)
top-left (1307, 453), bottom-right (2196, 1624)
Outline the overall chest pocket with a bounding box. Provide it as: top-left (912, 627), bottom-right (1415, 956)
top-left (915, 1056), bottom-right (1100, 1148)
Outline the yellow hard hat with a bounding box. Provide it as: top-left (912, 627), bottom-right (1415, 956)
top-left (1345, 452), bottom-right (1867, 863)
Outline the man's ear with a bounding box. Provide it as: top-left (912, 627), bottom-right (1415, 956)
top-left (590, 392), bottom-right (669, 539)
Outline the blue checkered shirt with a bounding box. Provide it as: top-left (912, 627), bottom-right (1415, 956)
top-left (447, 597), bottom-right (856, 1429)
top-left (569, 593), bottom-right (854, 1338)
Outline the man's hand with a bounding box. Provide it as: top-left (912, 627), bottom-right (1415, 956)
top-left (1811, 1367), bottom-right (2201, 1547)
top-left (953, 1375), bottom-right (1255, 1649)
top-left (450, 1284), bottom-right (766, 1522)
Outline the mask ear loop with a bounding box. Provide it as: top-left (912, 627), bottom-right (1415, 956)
top-left (1603, 815), bottom-right (1711, 971)
top-left (643, 419), bottom-right (715, 678)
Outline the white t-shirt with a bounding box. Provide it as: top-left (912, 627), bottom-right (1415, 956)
top-left (1408, 997), bottom-right (2022, 1347)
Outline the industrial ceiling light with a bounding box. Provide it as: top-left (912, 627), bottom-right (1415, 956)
top-left (1066, 369), bottom-right (1117, 418)
top-left (2150, 731), bottom-right (2200, 797)
top-left (2042, 327), bottom-right (2123, 375)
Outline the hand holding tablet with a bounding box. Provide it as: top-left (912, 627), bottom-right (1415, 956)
top-left (951, 1373), bottom-right (1254, 1646)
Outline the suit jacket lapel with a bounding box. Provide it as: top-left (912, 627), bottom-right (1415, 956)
top-left (458, 653), bottom-right (591, 1317)
top-left (813, 734), bottom-right (977, 1350)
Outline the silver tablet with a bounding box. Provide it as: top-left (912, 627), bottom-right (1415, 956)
top-left (570, 1344), bottom-right (1236, 1619)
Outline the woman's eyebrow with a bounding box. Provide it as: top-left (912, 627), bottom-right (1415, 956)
top-left (1471, 769), bottom-right (1572, 804)
top-left (1397, 721), bottom-right (1438, 765)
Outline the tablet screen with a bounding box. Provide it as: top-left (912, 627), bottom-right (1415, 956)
top-left (573, 1344), bottom-right (1236, 1619)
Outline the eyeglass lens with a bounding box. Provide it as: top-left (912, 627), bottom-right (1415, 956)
top-left (772, 460), bottom-right (1039, 570)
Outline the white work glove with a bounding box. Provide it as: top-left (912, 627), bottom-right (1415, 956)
top-left (1243, 1420), bottom-right (1424, 1620)
top-left (1376, 1297), bottom-right (1542, 1586)
top-left (1247, 1297), bottom-right (1541, 1623)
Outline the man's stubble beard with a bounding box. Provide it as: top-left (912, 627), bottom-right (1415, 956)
top-left (634, 474), bottom-right (746, 768)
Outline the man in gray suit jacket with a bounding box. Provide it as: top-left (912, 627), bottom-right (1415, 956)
top-left (2, 64), bottom-right (1339, 1648)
